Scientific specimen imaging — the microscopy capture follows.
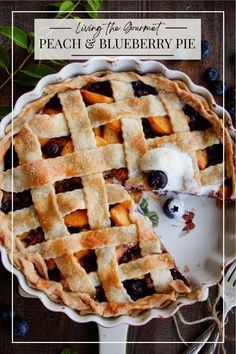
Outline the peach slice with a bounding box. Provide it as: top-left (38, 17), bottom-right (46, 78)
top-left (45, 259), bottom-right (56, 270)
top-left (103, 126), bottom-right (122, 144)
top-left (81, 89), bottom-right (114, 105)
top-left (110, 201), bottom-right (131, 226)
top-left (39, 138), bottom-right (50, 146)
top-left (112, 168), bottom-right (128, 183)
top-left (106, 119), bottom-right (122, 133)
top-left (61, 140), bottom-right (74, 155)
top-left (93, 127), bottom-right (102, 137)
top-left (129, 190), bottom-right (143, 204)
top-left (42, 107), bottom-right (62, 115)
top-left (64, 210), bottom-right (88, 228)
top-left (148, 115), bottom-right (173, 135)
top-left (96, 136), bottom-right (109, 147)
top-left (196, 149), bottom-right (208, 170)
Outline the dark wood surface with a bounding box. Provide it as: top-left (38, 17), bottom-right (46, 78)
top-left (0, 1), bottom-right (235, 353)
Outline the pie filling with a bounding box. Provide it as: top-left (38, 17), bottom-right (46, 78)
top-left (54, 177), bottom-right (83, 194)
top-left (42, 136), bottom-right (73, 158)
top-left (183, 104), bottom-right (212, 131)
top-left (0, 71), bottom-right (234, 317)
top-left (1, 190), bottom-right (33, 214)
top-left (19, 227), bottom-right (45, 247)
top-left (4, 144), bottom-right (19, 171)
top-left (42, 95), bottom-right (63, 115)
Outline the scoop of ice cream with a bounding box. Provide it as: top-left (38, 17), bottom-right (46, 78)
top-left (140, 146), bottom-right (197, 192)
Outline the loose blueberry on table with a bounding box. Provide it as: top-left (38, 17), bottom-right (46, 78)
top-left (210, 80), bottom-right (228, 96)
top-left (0, 304), bottom-right (29, 338)
top-left (13, 316), bottom-right (29, 337)
top-left (201, 39), bottom-right (212, 58)
top-left (204, 67), bottom-right (219, 83)
top-left (0, 303), bottom-right (16, 322)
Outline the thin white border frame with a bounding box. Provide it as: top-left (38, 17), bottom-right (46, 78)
top-left (10, 9), bottom-right (226, 345)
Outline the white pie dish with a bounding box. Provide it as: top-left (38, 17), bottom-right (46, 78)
top-left (0, 57), bottom-right (235, 332)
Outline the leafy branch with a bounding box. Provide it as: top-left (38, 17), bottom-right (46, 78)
top-left (0, 0), bottom-right (102, 103)
top-left (139, 198), bottom-right (159, 228)
top-left (60, 348), bottom-right (79, 354)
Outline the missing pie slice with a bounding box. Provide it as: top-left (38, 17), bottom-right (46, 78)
top-left (0, 71), bottom-right (234, 317)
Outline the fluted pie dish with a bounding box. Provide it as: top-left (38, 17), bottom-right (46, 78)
top-left (0, 58), bottom-right (235, 321)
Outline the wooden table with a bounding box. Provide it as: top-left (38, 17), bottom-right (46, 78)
top-left (0, 1), bottom-right (235, 353)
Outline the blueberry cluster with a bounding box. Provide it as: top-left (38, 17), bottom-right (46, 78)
top-left (0, 303), bottom-right (29, 338)
top-left (201, 40), bottom-right (235, 122)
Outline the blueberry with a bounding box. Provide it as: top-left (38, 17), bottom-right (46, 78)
top-left (48, 267), bottom-right (61, 282)
top-left (19, 190), bottom-right (33, 209)
top-left (204, 67), bottom-right (219, 83)
top-left (210, 80), bottom-right (228, 96)
top-left (84, 81), bottom-right (113, 97)
top-left (183, 104), bottom-right (211, 131)
top-left (163, 198), bottom-right (185, 219)
top-left (226, 105), bottom-right (236, 120)
top-left (0, 192), bottom-right (12, 214)
top-left (43, 142), bottom-right (60, 157)
top-left (123, 275), bottom-right (155, 301)
top-left (4, 145), bottom-right (19, 171)
top-left (142, 118), bottom-right (157, 139)
top-left (226, 87), bottom-right (236, 101)
top-left (131, 80), bottom-right (157, 98)
top-left (206, 144), bottom-right (223, 166)
top-left (79, 250), bottom-right (97, 273)
top-left (44, 95), bottom-right (62, 109)
top-left (171, 269), bottom-right (189, 285)
top-left (13, 316), bottom-right (29, 337)
top-left (0, 304), bottom-right (16, 322)
top-left (147, 170), bottom-right (168, 190)
top-left (118, 245), bottom-right (141, 265)
top-left (95, 286), bottom-right (107, 302)
top-left (201, 39), bottom-right (212, 58)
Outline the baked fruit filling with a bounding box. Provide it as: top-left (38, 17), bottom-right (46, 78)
top-left (183, 104), bottom-right (212, 131)
top-left (0, 71), bottom-right (234, 318)
top-left (1, 190), bottom-right (33, 214)
top-left (19, 227), bottom-right (45, 248)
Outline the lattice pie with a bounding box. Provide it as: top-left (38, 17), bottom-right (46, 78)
top-left (0, 71), bottom-right (234, 317)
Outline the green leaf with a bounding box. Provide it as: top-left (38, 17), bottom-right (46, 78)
top-left (139, 198), bottom-right (159, 227)
top-left (0, 106), bottom-right (11, 119)
top-left (48, 2), bottom-right (64, 7)
top-left (21, 64), bottom-right (55, 79)
top-left (85, 0), bottom-right (102, 18)
top-left (16, 72), bottom-right (39, 87)
top-left (140, 198), bottom-right (148, 213)
top-left (60, 348), bottom-right (78, 354)
top-left (50, 59), bottom-right (66, 66)
top-left (28, 39), bottom-right (34, 53)
top-left (147, 211), bottom-right (159, 223)
top-left (87, 0), bottom-right (101, 10)
top-left (0, 45), bottom-right (9, 69)
top-left (0, 26), bottom-right (28, 50)
top-left (59, 0), bottom-right (75, 12)
top-left (146, 211), bottom-right (159, 227)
